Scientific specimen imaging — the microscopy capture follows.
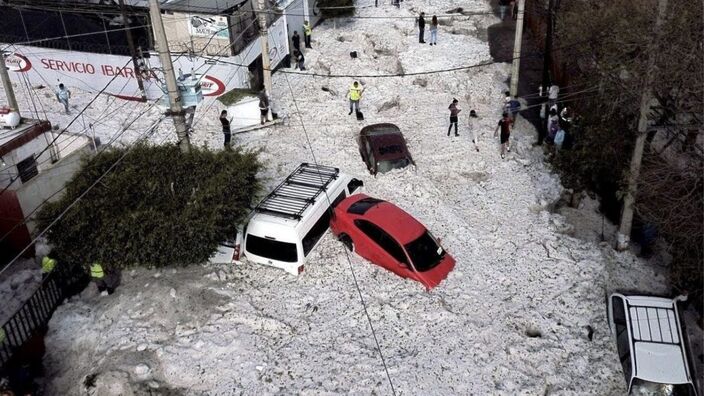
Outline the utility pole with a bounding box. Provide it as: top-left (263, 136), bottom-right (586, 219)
top-left (541, 0), bottom-right (555, 91)
top-left (148, 0), bottom-right (190, 153)
top-left (119, 0), bottom-right (146, 101)
top-left (617, 0), bottom-right (669, 251)
top-left (509, 0), bottom-right (526, 97)
top-left (255, 0), bottom-right (273, 121)
top-left (0, 52), bottom-right (20, 117)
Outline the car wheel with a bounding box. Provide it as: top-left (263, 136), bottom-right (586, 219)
top-left (339, 234), bottom-right (354, 252)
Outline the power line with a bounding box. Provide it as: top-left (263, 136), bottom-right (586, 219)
top-left (197, 32), bottom-right (614, 79)
top-left (282, 71), bottom-right (398, 396)
top-left (0, 97), bottom-right (162, 251)
top-left (0, 114), bottom-right (167, 278)
top-left (0, 57), bottom-right (133, 196)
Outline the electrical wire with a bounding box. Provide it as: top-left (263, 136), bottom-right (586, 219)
top-left (0, 57), bottom-right (133, 196)
top-left (0, 115), bottom-right (167, 277)
top-left (282, 70), bottom-right (398, 396)
top-left (0, 97), bottom-right (163, 249)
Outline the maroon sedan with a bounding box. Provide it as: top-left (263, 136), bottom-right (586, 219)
top-left (330, 194), bottom-right (455, 290)
top-left (357, 123), bottom-right (415, 175)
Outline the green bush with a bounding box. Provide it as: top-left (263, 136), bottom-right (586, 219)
top-left (37, 144), bottom-right (261, 269)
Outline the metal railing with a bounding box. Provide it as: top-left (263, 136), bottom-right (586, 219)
top-left (0, 262), bottom-right (88, 369)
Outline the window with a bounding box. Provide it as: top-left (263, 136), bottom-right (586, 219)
top-left (332, 191), bottom-right (346, 208)
top-left (377, 158), bottom-right (411, 174)
top-left (378, 144), bottom-right (403, 155)
top-left (17, 155), bottom-right (38, 183)
top-left (246, 234), bottom-right (297, 262)
top-left (404, 231), bottom-right (444, 271)
top-left (611, 296), bottom-right (632, 382)
top-left (630, 379), bottom-right (697, 396)
top-left (354, 220), bottom-right (407, 264)
top-left (347, 179), bottom-right (363, 194)
top-left (302, 209), bottom-right (332, 256)
top-left (347, 197), bottom-right (383, 215)
top-left (365, 140), bottom-right (376, 165)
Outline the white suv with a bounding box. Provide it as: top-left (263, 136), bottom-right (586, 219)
top-left (608, 294), bottom-right (699, 395)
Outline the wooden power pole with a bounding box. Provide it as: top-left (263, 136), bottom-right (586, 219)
top-left (148, 0), bottom-right (190, 153)
top-left (118, 0), bottom-right (146, 101)
top-left (541, 0), bottom-right (555, 91)
top-left (509, 0), bottom-right (526, 97)
top-left (255, 0), bottom-right (273, 121)
top-left (0, 51), bottom-right (20, 117)
top-left (617, 0), bottom-right (669, 250)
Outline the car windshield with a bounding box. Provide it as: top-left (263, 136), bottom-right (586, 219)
top-left (404, 231), bottom-right (445, 272)
top-left (377, 158), bottom-right (410, 173)
top-left (631, 379), bottom-right (696, 396)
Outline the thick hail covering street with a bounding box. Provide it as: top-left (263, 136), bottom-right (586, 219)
top-left (1, 0), bottom-right (676, 394)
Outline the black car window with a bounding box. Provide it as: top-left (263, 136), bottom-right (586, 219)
top-left (246, 234), bottom-right (297, 262)
top-left (347, 197), bottom-right (384, 215)
top-left (332, 191), bottom-right (346, 208)
top-left (404, 231), bottom-right (444, 272)
top-left (611, 296), bottom-right (632, 382)
top-left (378, 144), bottom-right (403, 155)
top-left (354, 220), bottom-right (407, 264)
top-left (302, 209), bottom-right (332, 256)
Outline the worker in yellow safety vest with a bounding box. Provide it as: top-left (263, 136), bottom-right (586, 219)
top-left (347, 81), bottom-right (364, 115)
top-left (303, 21), bottom-right (312, 48)
top-left (41, 256), bottom-right (57, 278)
top-left (90, 262), bottom-right (106, 292)
top-left (90, 262), bottom-right (120, 295)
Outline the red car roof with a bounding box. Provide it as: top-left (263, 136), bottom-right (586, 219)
top-left (342, 194), bottom-right (426, 244)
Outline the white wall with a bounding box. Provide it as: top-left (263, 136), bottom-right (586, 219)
top-left (3, 12), bottom-right (290, 102)
top-left (16, 136), bottom-right (94, 233)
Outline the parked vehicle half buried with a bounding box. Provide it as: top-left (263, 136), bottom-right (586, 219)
top-left (330, 193), bottom-right (455, 289)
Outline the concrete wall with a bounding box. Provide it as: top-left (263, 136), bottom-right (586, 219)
top-left (16, 135), bottom-right (94, 234)
top-left (0, 132), bottom-right (60, 189)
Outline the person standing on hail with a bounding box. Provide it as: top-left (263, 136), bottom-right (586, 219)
top-left (55, 83), bottom-right (71, 114)
top-left (348, 81), bottom-right (364, 115)
top-left (303, 21), bottom-right (312, 48)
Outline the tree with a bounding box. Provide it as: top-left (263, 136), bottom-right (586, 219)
top-left (37, 144), bottom-right (261, 269)
top-left (554, 0), bottom-right (704, 311)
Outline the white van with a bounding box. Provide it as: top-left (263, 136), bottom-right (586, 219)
top-left (212, 163), bottom-right (363, 275)
top-left (608, 293), bottom-right (699, 395)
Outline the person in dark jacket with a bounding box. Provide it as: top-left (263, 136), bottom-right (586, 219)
top-left (508, 95), bottom-right (521, 121)
top-left (447, 98), bottom-right (461, 136)
top-left (418, 12), bottom-right (426, 43)
top-left (494, 112), bottom-right (513, 158)
top-left (292, 31), bottom-right (301, 52)
top-left (220, 110), bottom-right (232, 148)
top-left (499, 0), bottom-right (510, 20)
top-left (259, 94), bottom-right (269, 125)
top-left (293, 50), bottom-right (306, 70)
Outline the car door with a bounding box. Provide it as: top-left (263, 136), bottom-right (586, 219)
top-left (353, 219), bottom-right (409, 273)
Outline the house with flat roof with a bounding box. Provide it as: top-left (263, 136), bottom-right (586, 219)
top-left (0, 119), bottom-right (95, 264)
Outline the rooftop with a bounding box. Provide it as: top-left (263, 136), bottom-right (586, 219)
top-left (0, 120), bottom-right (51, 157)
top-left (123, 0), bottom-right (246, 13)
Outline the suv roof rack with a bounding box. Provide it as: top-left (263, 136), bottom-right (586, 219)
top-left (254, 163), bottom-right (340, 220)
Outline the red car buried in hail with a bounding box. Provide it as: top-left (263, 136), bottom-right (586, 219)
top-left (330, 194), bottom-right (455, 290)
